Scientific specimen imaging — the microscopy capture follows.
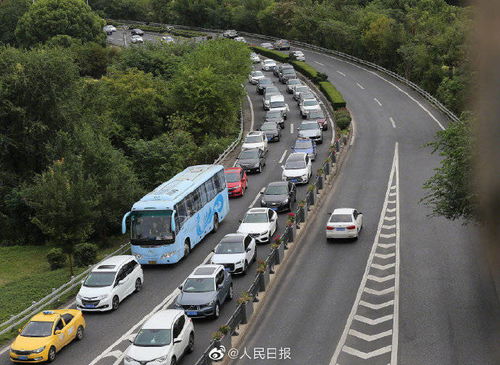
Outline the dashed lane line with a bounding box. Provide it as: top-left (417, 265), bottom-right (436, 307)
top-left (356, 82), bottom-right (365, 90)
top-left (279, 150), bottom-right (288, 164)
top-left (390, 117), bottom-right (396, 128)
top-left (374, 98), bottom-right (382, 107)
top-left (315, 61), bottom-right (325, 66)
top-left (337, 70), bottom-right (346, 77)
top-left (249, 188), bottom-right (265, 209)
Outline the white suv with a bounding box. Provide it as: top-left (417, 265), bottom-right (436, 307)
top-left (282, 152), bottom-right (312, 184)
top-left (268, 95), bottom-right (289, 119)
top-left (124, 310), bottom-right (194, 365)
top-left (211, 233), bottom-right (257, 275)
top-left (76, 255), bottom-right (143, 312)
top-left (242, 131), bottom-right (268, 152)
top-left (237, 208), bottom-right (278, 244)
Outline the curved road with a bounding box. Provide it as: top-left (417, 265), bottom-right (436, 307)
top-left (228, 43), bottom-right (500, 364)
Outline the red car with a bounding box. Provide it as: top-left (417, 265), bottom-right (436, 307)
top-left (224, 167), bottom-right (248, 197)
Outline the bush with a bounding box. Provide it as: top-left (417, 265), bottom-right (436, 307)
top-left (47, 248), bottom-right (66, 270)
top-left (314, 72), bottom-right (329, 83)
top-left (290, 60), bottom-right (318, 80)
top-left (334, 108), bottom-right (352, 130)
top-left (319, 81), bottom-right (347, 110)
top-left (74, 243), bottom-right (98, 267)
top-left (250, 46), bottom-right (289, 63)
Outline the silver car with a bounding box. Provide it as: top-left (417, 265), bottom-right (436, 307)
top-left (298, 120), bottom-right (323, 144)
top-left (262, 86), bottom-right (281, 110)
top-left (286, 79), bottom-right (302, 93)
top-left (249, 70), bottom-right (265, 84)
top-left (293, 85), bottom-right (311, 101)
top-left (299, 98), bottom-right (321, 118)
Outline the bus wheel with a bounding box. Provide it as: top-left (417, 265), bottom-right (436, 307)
top-left (184, 240), bottom-right (191, 257)
top-left (212, 214), bottom-right (219, 233)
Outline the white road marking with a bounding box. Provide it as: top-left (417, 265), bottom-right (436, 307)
top-left (0, 345), bottom-right (10, 355)
top-left (390, 117), bottom-right (396, 128)
top-left (203, 252), bottom-right (214, 264)
top-left (330, 143), bottom-right (400, 365)
top-left (349, 329), bottom-right (393, 341)
top-left (290, 123), bottom-right (294, 134)
top-left (337, 70), bottom-right (346, 76)
top-left (247, 94), bottom-right (255, 131)
top-left (374, 98), bottom-right (382, 106)
top-left (249, 188), bottom-right (265, 208)
top-left (374, 252), bottom-right (396, 259)
top-left (64, 300), bottom-right (76, 309)
top-left (278, 150), bottom-right (288, 164)
top-left (314, 61), bottom-right (324, 66)
top-left (356, 82), bottom-right (365, 90)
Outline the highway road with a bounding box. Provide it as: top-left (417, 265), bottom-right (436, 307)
top-left (228, 41), bottom-right (500, 364)
top-left (0, 33), bottom-right (335, 365)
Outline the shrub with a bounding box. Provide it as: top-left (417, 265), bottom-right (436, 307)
top-left (250, 46), bottom-right (289, 63)
top-left (314, 72), bottom-right (329, 83)
top-left (319, 81), bottom-right (347, 110)
top-left (335, 108), bottom-right (352, 130)
top-left (73, 243), bottom-right (98, 267)
top-left (47, 248), bottom-right (66, 270)
top-left (290, 60), bottom-right (318, 80)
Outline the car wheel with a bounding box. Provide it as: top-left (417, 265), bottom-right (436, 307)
top-left (184, 240), bottom-right (191, 257)
top-left (288, 201), bottom-right (293, 212)
top-left (75, 326), bottom-right (84, 341)
top-left (187, 332), bottom-right (194, 353)
top-left (134, 278), bottom-right (142, 293)
top-left (242, 261), bottom-right (248, 275)
top-left (170, 357), bottom-right (177, 365)
top-left (112, 296), bottom-right (120, 311)
top-left (213, 303), bottom-right (220, 319)
top-left (47, 346), bottom-right (56, 363)
top-left (257, 164), bottom-right (262, 173)
top-left (227, 284), bottom-right (233, 301)
top-left (323, 124), bottom-right (328, 131)
top-left (212, 214), bottom-right (219, 233)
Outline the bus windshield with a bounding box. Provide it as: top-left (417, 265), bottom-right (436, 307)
top-left (131, 210), bottom-right (174, 244)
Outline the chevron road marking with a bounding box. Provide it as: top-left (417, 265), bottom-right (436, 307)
top-left (384, 216), bottom-right (396, 221)
top-left (359, 299), bottom-right (394, 310)
top-left (386, 208), bottom-right (396, 213)
top-left (367, 274), bottom-right (395, 282)
top-left (380, 233), bottom-right (396, 238)
top-left (374, 253), bottom-right (396, 259)
top-left (372, 263), bottom-right (395, 270)
top-left (343, 345), bottom-right (392, 359)
top-left (378, 243), bottom-right (396, 249)
top-left (364, 287), bottom-right (395, 296)
top-left (389, 191), bottom-right (396, 196)
top-left (349, 329), bottom-right (393, 342)
top-left (382, 224), bottom-right (396, 229)
top-left (354, 314), bottom-right (393, 325)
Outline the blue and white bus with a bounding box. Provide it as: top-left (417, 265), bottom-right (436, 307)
top-left (122, 165), bottom-right (229, 265)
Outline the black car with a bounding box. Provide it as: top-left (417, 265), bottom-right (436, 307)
top-left (260, 181), bottom-right (296, 212)
top-left (279, 69), bottom-right (297, 84)
top-left (236, 148), bottom-right (266, 173)
top-left (259, 121), bottom-right (281, 142)
top-left (265, 110), bottom-right (285, 129)
top-left (131, 28), bottom-right (144, 36)
top-left (273, 63), bottom-right (293, 77)
top-left (256, 78), bottom-right (273, 95)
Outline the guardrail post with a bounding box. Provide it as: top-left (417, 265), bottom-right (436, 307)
top-left (335, 140), bottom-right (340, 152)
top-left (317, 175), bottom-right (323, 190)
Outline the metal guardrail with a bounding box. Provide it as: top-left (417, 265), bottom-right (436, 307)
top-left (213, 109), bottom-right (244, 166)
top-left (0, 243), bottom-right (130, 336)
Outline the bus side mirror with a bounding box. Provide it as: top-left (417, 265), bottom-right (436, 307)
top-left (122, 212), bottom-right (131, 234)
top-left (171, 212), bottom-right (176, 233)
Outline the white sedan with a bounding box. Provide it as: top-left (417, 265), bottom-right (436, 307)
top-left (211, 233), bottom-right (257, 274)
top-left (299, 98), bottom-right (321, 117)
top-left (250, 52), bottom-right (260, 63)
top-left (237, 208), bottom-right (278, 244)
top-left (130, 35), bottom-right (144, 44)
top-left (249, 70), bottom-right (265, 84)
top-left (326, 208), bottom-right (363, 240)
top-left (242, 131), bottom-right (268, 152)
top-left (261, 59), bottom-right (277, 71)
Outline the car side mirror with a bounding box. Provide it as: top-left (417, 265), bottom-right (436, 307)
top-left (260, 191), bottom-right (264, 194)
top-left (218, 284), bottom-right (224, 290)
top-left (327, 212), bottom-right (332, 215)
top-left (174, 338), bottom-right (182, 344)
top-left (281, 165), bottom-right (284, 169)
top-left (128, 334), bottom-right (136, 343)
top-left (178, 285), bottom-right (183, 290)
top-left (246, 248), bottom-right (251, 252)
top-left (18, 328), bottom-right (22, 334)
top-left (55, 330), bottom-right (62, 335)
top-left (239, 219), bottom-right (243, 223)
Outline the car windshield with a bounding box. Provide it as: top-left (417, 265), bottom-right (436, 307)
top-left (270, 101), bottom-right (285, 108)
top-left (239, 149), bottom-right (259, 159)
top-left (282, 69), bottom-right (295, 74)
top-left (183, 277), bottom-right (215, 292)
top-left (131, 210), bottom-right (173, 243)
top-left (285, 159), bottom-right (306, 169)
top-left (301, 123), bottom-right (319, 130)
top-left (215, 240), bottom-right (245, 254)
top-left (84, 272), bottom-right (116, 287)
top-left (265, 185), bottom-right (288, 195)
top-left (224, 172), bottom-right (240, 183)
top-left (294, 140), bottom-right (313, 149)
top-left (264, 60), bottom-right (275, 64)
top-left (303, 100), bottom-right (318, 106)
top-left (259, 79), bottom-right (272, 85)
top-left (134, 329), bottom-right (171, 347)
top-left (266, 111), bottom-right (281, 118)
top-left (243, 212), bottom-right (268, 223)
top-left (307, 110), bottom-right (324, 119)
top-left (330, 214), bottom-right (353, 223)
top-left (265, 87), bottom-right (279, 94)
top-left (296, 86), bottom-right (309, 93)
top-left (251, 71), bottom-right (263, 77)
top-left (245, 135), bottom-right (262, 143)
top-left (261, 123), bottom-right (276, 131)
top-left (288, 79), bottom-right (301, 85)
top-left (21, 321), bottom-right (53, 338)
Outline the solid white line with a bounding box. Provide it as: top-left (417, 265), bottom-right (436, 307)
top-left (203, 252), bottom-right (214, 264)
top-left (329, 143), bottom-right (399, 365)
top-left (0, 345), bottom-right (10, 355)
top-left (290, 123), bottom-right (294, 134)
top-left (314, 61), bottom-right (324, 66)
top-left (247, 94), bottom-right (255, 131)
top-left (356, 82), bottom-right (365, 90)
top-left (249, 188), bottom-right (264, 208)
top-left (374, 98), bottom-right (382, 107)
top-left (278, 150), bottom-right (288, 164)
top-left (392, 143), bottom-right (401, 365)
top-left (64, 300), bottom-right (76, 309)
top-left (336, 70), bottom-right (346, 77)
top-left (350, 113), bottom-right (356, 146)
top-left (390, 117), bottom-right (396, 128)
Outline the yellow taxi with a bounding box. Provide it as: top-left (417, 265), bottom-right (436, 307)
top-left (10, 309), bottom-right (85, 363)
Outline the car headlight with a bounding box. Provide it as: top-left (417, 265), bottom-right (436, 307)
top-left (283, 198), bottom-right (289, 204)
top-left (33, 346), bottom-right (45, 354)
top-left (97, 294), bottom-right (109, 300)
top-left (124, 355), bottom-right (134, 362)
top-left (206, 299), bottom-right (216, 307)
top-left (302, 174), bottom-right (309, 179)
top-left (261, 199), bottom-right (266, 205)
top-left (154, 355), bottom-right (168, 362)
top-left (253, 163), bottom-right (260, 168)
top-left (161, 251), bottom-right (176, 259)
top-left (77, 294), bottom-right (82, 300)
top-left (260, 231), bottom-right (269, 237)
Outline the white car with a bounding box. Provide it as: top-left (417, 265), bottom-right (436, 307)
top-left (103, 25), bottom-right (117, 34)
top-left (249, 70), bottom-right (265, 84)
top-left (161, 36), bottom-right (175, 43)
top-left (124, 310), bottom-right (194, 365)
top-left (237, 208), bottom-right (278, 244)
top-left (268, 94), bottom-right (289, 119)
top-left (242, 131), bottom-right (268, 152)
top-left (299, 98), bottom-right (321, 117)
top-left (262, 86), bottom-right (281, 110)
top-left (286, 78), bottom-right (303, 94)
top-left (326, 208), bottom-right (363, 240)
top-left (250, 52), bottom-right (260, 63)
top-left (131, 35), bottom-right (144, 44)
top-left (211, 233), bottom-right (257, 274)
top-left (261, 59), bottom-right (277, 71)
top-left (282, 152), bottom-right (312, 184)
top-left (234, 36), bottom-right (247, 43)
top-left (290, 50), bottom-right (305, 61)
top-left (76, 255), bottom-right (143, 312)
top-left (260, 42), bottom-right (274, 49)
top-left (293, 85), bottom-right (311, 101)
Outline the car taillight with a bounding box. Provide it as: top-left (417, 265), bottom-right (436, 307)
top-left (326, 226), bottom-right (334, 230)
top-left (346, 225), bottom-right (356, 230)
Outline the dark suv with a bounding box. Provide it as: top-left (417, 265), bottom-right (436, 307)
top-left (260, 181), bottom-right (296, 212)
top-left (256, 78), bottom-right (273, 94)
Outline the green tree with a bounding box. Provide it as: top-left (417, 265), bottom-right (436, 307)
top-left (16, 0), bottom-right (105, 47)
top-left (0, 0), bottom-right (31, 45)
top-left (422, 116), bottom-right (477, 222)
top-left (22, 158), bottom-right (100, 275)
